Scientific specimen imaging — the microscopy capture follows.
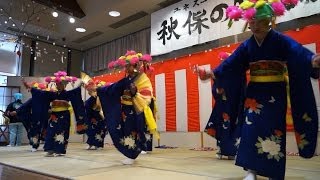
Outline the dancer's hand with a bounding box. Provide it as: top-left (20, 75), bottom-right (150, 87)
top-left (84, 80), bottom-right (97, 93)
top-left (9, 111), bottom-right (17, 116)
top-left (130, 83), bottom-right (137, 96)
top-left (312, 54), bottom-right (320, 68)
top-left (21, 77), bottom-right (30, 89)
top-left (195, 65), bottom-right (214, 80)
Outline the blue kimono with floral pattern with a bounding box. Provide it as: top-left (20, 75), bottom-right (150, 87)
top-left (97, 77), bottom-right (148, 159)
top-left (16, 98), bottom-right (47, 149)
top-left (85, 96), bottom-right (107, 148)
top-left (31, 86), bottom-right (86, 154)
top-left (204, 73), bottom-right (246, 157)
top-left (16, 99), bottom-right (32, 142)
top-left (210, 29), bottom-right (318, 179)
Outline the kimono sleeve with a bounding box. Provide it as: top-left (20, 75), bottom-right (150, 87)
top-left (97, 77), bottom-right (129, 145)
top-left (67, 86), bottom-right (86, 134)
top-left (283, 34), bottom-right (318, 158)
top-left (214, 42), bottom-right (249, 78)
top-left (16, 98), bottom-right (32, 131)
top-left (30, 88), bottom-right (53, 131)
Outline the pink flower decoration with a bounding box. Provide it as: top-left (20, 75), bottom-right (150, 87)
top-left (130, 57), bottom-right (140, 65)
top-left (54, 71), bottom-right (67, 77)
top-left (141, 54), bottom-right (152, 62)
top-left (226, 6), bottom-right (242, 20)
top-left (125, 50), bottom-right (137, 56)
top-left (38, 83), bottom-right (46, 89)
top-left (60, 71), bottom-right (67, 76)
top-left (243, 8), bottom-right (256, 21)
top-left (45, 76), bottom-right (52, 83)
top-left (218, 52), bottom-right (230, 60)
top-left (71, 76), bottom-right (78, 82)
top-left (272, 2), bottom-right (286, 16)
top-left (55, 77), bottom-right (61, 83)
top-left (282, 0), bottom-right (298, 5)
top-left (117, 59), bottom-right (127, 67)
top-left (108, 61), bottom-right (115, 69)
top-left (65, 77), bottom-right (72, 82)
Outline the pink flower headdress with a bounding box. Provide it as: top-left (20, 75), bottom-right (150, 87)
top-left (107, 50), bottom-right (154, 74)
top-left (226, 0), bottom-right (299, 29)
top-left (44, 71), bottom-right (78, 87)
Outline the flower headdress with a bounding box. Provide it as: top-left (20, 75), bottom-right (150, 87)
top-left (80, 72), bottom-right (111, 90)
top-left (44, 71), bottom-right (78, 87)
top-left (226, 0), bottom-right (299, 29)
top-left (107, 50), bottom-right (154, 74)
top-left (84, 79), bottom-right (112, 89)
top-left (26, 81), bottom-right (57, 92)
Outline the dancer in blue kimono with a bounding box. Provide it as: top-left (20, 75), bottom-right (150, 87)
top-left (141, 97), bottom-right (157, 154)
top-left (23, 71), bottom-right (86, 157)
top-left (198, 1), bottom-right (320, 180)
top-left (17, 97), bottom-right (49, 152)
top-left (85, 51), bottom-right (158, 165)
top-left (16, 98), bottom-right (32, 141)
top-left (141, 130), bottom-right (153, 154)
top-left (84, 92), bottom-right (107, 150)
top-left (203, 52), bottom-right (245, 160)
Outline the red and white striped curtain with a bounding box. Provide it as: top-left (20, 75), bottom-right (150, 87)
top-left (94, 25), bottom-right (320, 132)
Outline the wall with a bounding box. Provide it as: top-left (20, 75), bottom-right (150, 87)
top-left (70, 50), bottom-right (84, 77)
top-left (0, 42), bottom-right (20, 75)
top-left (20, 38), bottom-right (31, 77)
top-left (20, 38), bottom-right (83, 77)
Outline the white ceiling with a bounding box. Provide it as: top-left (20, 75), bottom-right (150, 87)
top-left (0, 0), bottom-right (175, 51)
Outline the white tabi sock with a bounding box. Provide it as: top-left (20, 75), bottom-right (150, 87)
top-left (243, 170), bottom-right (257, 180)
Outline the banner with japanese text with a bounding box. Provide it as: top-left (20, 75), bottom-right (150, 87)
top-left (151, 0), bottom-right (320, 55)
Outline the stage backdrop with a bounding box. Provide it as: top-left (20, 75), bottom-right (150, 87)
top-left (94, 25), bottom-right (320, 132)
top-left (150, 0), bottom-right (320, 55)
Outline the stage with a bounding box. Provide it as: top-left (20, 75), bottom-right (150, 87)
top-left (0, 143), bottom-right (319, 180)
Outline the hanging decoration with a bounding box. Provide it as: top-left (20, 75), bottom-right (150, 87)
top-left (0, 0), bottom-right (63, 60)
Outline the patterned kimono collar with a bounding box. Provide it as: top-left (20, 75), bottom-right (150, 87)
top-left (253, 28), bottom-right (272, 47)
top-left (57, 89), bottom-right (66, 95)
top-left (128, 73), bottom-right (140, 81)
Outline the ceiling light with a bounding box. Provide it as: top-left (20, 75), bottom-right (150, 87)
top-left (4, 21), bottom-right (7, 24)
top-left (52, 11), bottom-right (58, 17)
top-left (108, 11), bottom-right (120, 17)
top-left (76, 27), bottom-right (86, 32)
top-left (69, 17), bottom-right (75, 23)
top-left (12, 23), bottom-right (15, 27)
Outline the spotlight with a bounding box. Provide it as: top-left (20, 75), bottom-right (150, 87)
top-left (52, 11), bottom-right (58, 17)
top-left (69, 17), bottom-right (75, 23)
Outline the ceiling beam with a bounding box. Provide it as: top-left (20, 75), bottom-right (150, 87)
top-left (33, 0), bottom-right (86, 18)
